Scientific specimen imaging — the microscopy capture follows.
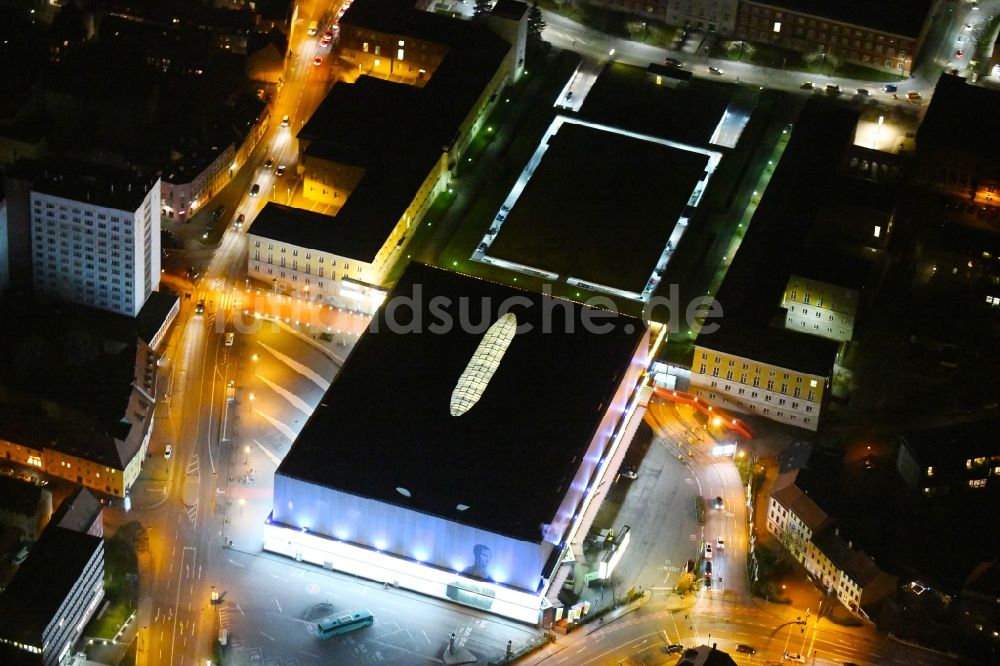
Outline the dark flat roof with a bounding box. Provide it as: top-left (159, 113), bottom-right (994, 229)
top-left (282, 0), bottom-right (510, 261)
top-left (697, 100), bottom-right (856, 376)
top-left (753, 0), bottom-right (934, 37)
top-left (488, 122), bottom-right (708, 292)
top-left (900, 418), bottom-right (1000, 467)
top-left (918, 74), bottom-right (1000, 166)
top-left (578, 62), bottom-right (736, 146)
top-left (0, 475), bottom-right (44, 518)
top-left (136, 289), bottom-right (179, 347)
top-left (276, 264), bottom-right (647, 542)
top-left (31, 170), bottom-right (157, 212)
top-left (249, 201), bottom-right (392, 263)
top-left (0, 525), bottom-right (102, 644)
top-left (492, 0), bottom-right (528, 20)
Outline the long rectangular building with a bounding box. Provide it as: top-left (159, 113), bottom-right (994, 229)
top-left (248, 0), bottom-right (523, 306)
top-left (690, 100), bottom-right (864, 430)
top-left (0, 525), bottom-right (104, 665)
top-left (265, 264), bottom-right (652, 623)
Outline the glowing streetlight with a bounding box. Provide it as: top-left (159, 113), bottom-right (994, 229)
top-left (251, 354), bottom-right (258, 375)
top-left (244, 445), bottom-right (251, 465)
top-left (239, 497), bottom-right (246, 517)
top-left (249, 392), bottom-right (255, 413)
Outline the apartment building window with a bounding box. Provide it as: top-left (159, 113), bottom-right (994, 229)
top-left (766, 380), bottom-right (774, 390)
top-left (699, 364), bottom-right (707, 374)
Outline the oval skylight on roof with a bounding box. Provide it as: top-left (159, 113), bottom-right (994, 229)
top-left (396, 487), bottom-right (412, 498)
top-left (449, 312), bottom-right (518, 417)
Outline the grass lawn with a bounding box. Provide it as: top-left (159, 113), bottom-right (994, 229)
top-left (713, 40), bottom-right (903, 82)
top-left (834, 62), bottom-right (903, 82)
top-left (86, 538), bottom-right (138, 639)
top-left (624, 19), bottom-right (680, 49)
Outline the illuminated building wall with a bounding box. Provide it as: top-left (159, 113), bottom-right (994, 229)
top-left (690, 346), bottom-right (828, 431)
top-left (337, 31), bottom-right (448, 86)
top-left (780, 275), bottom-right (858, 342)
top-left (301, 157), bottom-right (366, 208)
top-left (265, 324), bottom-right (652, 623)
top-left (250, 150), bottom-right (448, 299)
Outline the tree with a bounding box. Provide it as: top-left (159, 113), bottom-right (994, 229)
top-left (528, 1), bottom-right (547, 42)
top-left (675, 572), bottom-right (696, 595)
top-left (473, 0), bottom-right (493, 19)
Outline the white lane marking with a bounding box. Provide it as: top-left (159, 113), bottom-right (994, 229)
top-left (257, 340), bottom-right (332, 389)
top-left (256, 373), bottom-right (315, 415)
top-left (254, 409), bottom-right (298, 440)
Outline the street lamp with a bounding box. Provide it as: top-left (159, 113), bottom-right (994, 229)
top-left (249, 392), bottom-right (255, 413)
top-left (244, 445), bottom-right (251, 465)
top-left (252, 354), bottom-right (258, 375)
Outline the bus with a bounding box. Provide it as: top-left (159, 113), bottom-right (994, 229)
top-left (316, 610), bottom-right (374, 639)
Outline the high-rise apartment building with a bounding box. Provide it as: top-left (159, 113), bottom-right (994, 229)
top-left (29, 175), bottom-right (161, 317)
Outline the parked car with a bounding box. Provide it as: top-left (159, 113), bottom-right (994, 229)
top-left (708, 66), bottom-right (724, 75)
top-left (717, 538), bottom-right (725, 549)
top-left (882, 84), bottom-right (898, 93)
top-left (784, 653), bottom-right (807, 663)
top-left (714, 496), bottom-right (724, 509)
top-left (313, 56), bottom-right (324, 66)
top-left (280, 115), bottom-right (290, 127)
top-left (825, 83), bottom-right (841, 95)
top-left (225, 332), bottom-right (235, 347)
top-left (620, 466), bottom-right (638, 480)
top-left (664, 644), bottom-right (684, 653)
top-left (234, 213), bottom-right (245, 229)
top-left (856, 88), bottom-right (869, 95)
top-left (212, 205), bottom-right (226, 221)
top-left (250, 183), bottom-right (261, 196)
top-left (705, 544), bottom-right (713, 560)
top-left (226, 380), bottom-right (236, 403)
top-left (264, 158), bottom-right (274, 169)
top-left (735, 644), bottom-right (756, 654)
top-left (195, 299), bottom-right (205, 314)
top-left (165, 444), bottom-right (173, 459)
top-left (275, 165), bottom-right (286, 177)
top-left (800, 81), bottom-right (814, 89)
top-left (907, 91), bottom-right (922, 101)
top-left (664, 57), bottom-right (684, 67)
